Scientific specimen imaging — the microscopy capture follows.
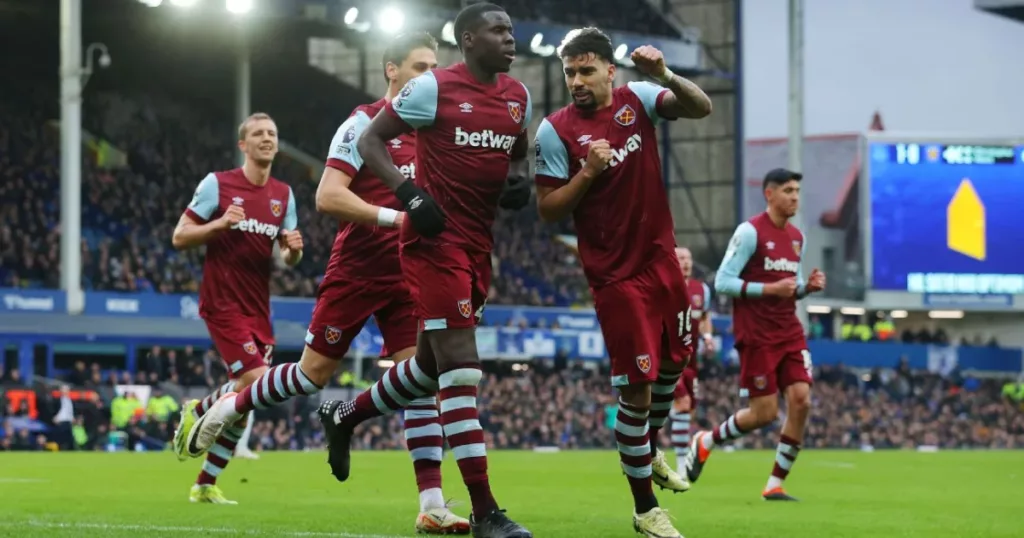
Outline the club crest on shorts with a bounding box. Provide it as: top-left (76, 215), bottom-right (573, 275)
top-left (243, 341), bottom-right (258, 355)
top-left (753, 375), bottom-right (767, 390)
top-left (324, 326), bottom-right (342, 345)
top-left (614, 105), bottom-right (636, 126)
top-left (792, 240), bottom-right (801, 256)
top-left (457, 299), bottom-right (473, 319)
top-left (270, 199), bottom-right (283, 217)
top-left (636, 354), bottom-right (652, 374)
top-left (507, 101), bottom-right (522, 124)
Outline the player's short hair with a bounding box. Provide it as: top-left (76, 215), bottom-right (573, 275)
top-left (558, 27), bottom-right (614, 63)
top-left (238, 112), bottom-right (275, 141)
top-left (762, 168), bottom-right (803, 191)
top-left (453, 2), bottom-right (506, 51)
top-left (382, 32), bottom-right (439, 83)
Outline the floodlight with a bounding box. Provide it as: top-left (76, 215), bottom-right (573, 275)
top-left (170, 0), bottom-right (198, 7)
top-left (226, 0), bottom-right (252, 14)
top-left (344, 7), bottom-right (359, 25)
top-left (377, 6), bottom-right (404, 34)
top-left (614, 44), bottom-right (627, 60)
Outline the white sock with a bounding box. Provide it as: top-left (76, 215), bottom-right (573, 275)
top-left (765, 476), bottom-right (783, 491)
top-left (701, 432), bottom-right (715, 451)
top-left (237, 411), bottom-right (254, 450)
top-left (419, 487), bottom-right (445, 512)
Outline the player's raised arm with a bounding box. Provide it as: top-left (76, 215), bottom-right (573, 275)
top-left (715, 222), bottom-right (795, 299)
top-left (172, 173), bottom-right (242, 250)
top-left (630, 46), bottom-right (712, 120)
top-left (359, 72), bottom-right (445, 236)
top-left (534, 119), bottom-right (609, 222)
top-left (277, 187), bottom-right (304, 266)
top-left (316, 113), bottom-right (403, 228)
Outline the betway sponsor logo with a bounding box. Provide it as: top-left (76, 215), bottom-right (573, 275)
top-left (2, 294), bottom-right (55, 312)
top-left (454, 127), bottom-right (517, 153)
top-left (397, 162), bottom-right (415, 179)
top-left (578, 134), bottom-right (642, 169)
top-left (231, 218), bottom-right (279, 238)
top-left (764, 257), bottom-right (800, 273)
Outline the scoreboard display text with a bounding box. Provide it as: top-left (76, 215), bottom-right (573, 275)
top-left (868, 142), bottom-right (1024, 294)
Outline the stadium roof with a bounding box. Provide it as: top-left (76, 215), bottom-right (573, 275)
top-left (975, 0), bottom-right (1024, 24)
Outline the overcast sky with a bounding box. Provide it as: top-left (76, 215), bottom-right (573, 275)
top-left (742, 0), bottom-right (1024, 139)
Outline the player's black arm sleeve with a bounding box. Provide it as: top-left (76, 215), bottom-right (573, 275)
top-left (659, 74), bottom-right (713, 119)
top-left (357, 111), bottom-right (414, 192)
top-left (498, 135), bottom-right (533, 210)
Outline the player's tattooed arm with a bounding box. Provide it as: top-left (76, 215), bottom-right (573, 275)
top-left (630, 45), bottom-right (712, 119)
top-left (658, 74), bottom-right (713, 119)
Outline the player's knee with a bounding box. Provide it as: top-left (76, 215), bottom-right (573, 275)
top-left (619, 383), bottom-right (652, 410)
top-left (439, 367), bottom-right (482, 388)
top-left (749, 396), bottom-right (780, 427)
top-left (298, 350), bottom-right (336, 388)
top-left (785, 384), bottom-right (812, 415)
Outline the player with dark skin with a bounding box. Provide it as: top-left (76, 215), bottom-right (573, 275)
top-left (357, 8), bottom-right (527, 399)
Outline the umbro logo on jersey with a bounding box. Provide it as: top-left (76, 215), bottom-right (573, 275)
top-left (232, 197), bottom-right (244, 206)
top-left (577, 135), bottom-right (592, 145)
top-left (459, 102), bottom-right (473, 113)
top-left (390, 138), bottom-right (402, 148)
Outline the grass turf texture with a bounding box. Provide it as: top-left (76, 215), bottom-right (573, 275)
top-left (0, 450), bottom-right (1019, 537)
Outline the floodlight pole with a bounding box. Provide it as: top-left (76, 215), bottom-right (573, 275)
top-left (236, 27), bottom-right (251, 166)
top-left (788, 0), bottom-right (809, 329)
top-left (59, 0), bottom-right (83, 314)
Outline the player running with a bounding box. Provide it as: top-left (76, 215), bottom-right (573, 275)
top-left (177, 33), bottom-right (470, 533)
top-left (533, 28), bottom-right (711, 538)
top-left (170, 112), bottom-right (304, 504)
top-left (669, 247), bottom-right (713, 476)
top-left (317, 4), bottom-right (533, 537)
top-left (684, 168), bottom-right (826, 501)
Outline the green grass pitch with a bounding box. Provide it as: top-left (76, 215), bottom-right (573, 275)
top-left (0, 450), bottom-right (1019, 537)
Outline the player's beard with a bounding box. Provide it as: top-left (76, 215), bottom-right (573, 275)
top-left (572, 91), bottom-right (597, 110)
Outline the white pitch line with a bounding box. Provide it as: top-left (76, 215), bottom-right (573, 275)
top-left (1, 521), bottom-right (410, 538)
top-left (0, 478), bottom-right (48, 483)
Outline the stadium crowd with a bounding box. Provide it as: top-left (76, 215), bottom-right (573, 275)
top-left (3, 352), bottom-right (1022, 452)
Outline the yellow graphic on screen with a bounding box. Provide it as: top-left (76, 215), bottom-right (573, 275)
top-left (946, 178), bottom-right (986, 261)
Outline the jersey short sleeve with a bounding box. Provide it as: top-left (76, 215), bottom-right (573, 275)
top-left (283, 186), bottom-right (298, 231)
top-left (185, 173), bottom-right (219, 223)
top-left (522, 83), bottom-right (533, 133)
top-left (388, 71), bottom-right (438, 129)
top-left (326, 111), bottom-right (372, 177)
top-left (533, 118), bottom-right (570, 186)
top-left (702, 282), bottom-right (712, 311)
top-left (715, 222), bottom-right (762, 298)
top-left (627, 81), bottom-right (671, 125)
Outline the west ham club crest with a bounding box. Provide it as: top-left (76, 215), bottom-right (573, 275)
top-left (325, 326), bottom-right (342, 345)
top-left (614, 105), bottom-right (636, 126)
top-left (270, 199), bottom-right (283, 217)
top-left (507, 101), bottom-right (522, 124)
top-left (457, 299), bottom-right (473, 319)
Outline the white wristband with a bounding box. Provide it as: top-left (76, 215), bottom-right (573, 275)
top-left (657, 68), bottom-right (675, 85)
top-left (377, 207), bottom-right (399, 227)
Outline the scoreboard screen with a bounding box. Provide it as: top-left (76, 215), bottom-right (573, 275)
top-left (867, 141), bottom-right (1024, 294)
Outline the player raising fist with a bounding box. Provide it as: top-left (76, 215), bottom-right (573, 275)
top-left (533, 27), bottom-right (711, 538)
top-left (684, 168), bottom-right (826, 501)
top-left (170, 112), bottom-right (303, 504)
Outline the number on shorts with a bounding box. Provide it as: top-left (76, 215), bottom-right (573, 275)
top-left (677, 307), bottom-right (692, 337)
top-left (801, 349), bottom-right (813, 378)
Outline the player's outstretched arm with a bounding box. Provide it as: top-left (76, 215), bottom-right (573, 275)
top-left (630, 46), bottom-right (712, 120)
top-left (172, 173), bottom-right (240, 250)
top-left (534, 119), bottom-right (607, 222)
top-left (715, 222), bottom-right (795, 299)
